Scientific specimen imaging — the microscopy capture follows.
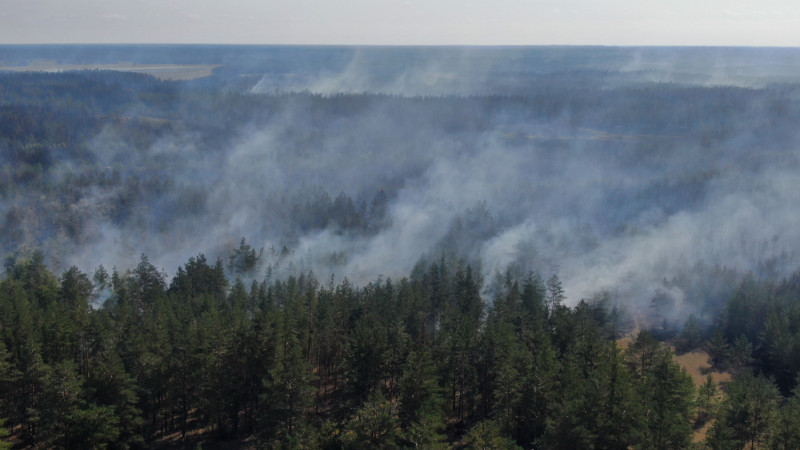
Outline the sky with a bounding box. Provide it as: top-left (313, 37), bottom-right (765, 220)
top-left (1, 0), bottom-right (799, 46)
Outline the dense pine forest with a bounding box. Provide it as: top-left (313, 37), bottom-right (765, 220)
top-left (3, 46), bottom-right (800, 448)
top-left (2, 248), bottom-right (800, 448)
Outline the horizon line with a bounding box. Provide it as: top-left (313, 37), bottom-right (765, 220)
top-left (2, 43), bottom-right (800, 49)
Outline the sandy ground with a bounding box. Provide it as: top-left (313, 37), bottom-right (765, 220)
top-left (673, 349), bottom-right (732, 387)
top-left (0, 62), bottom-right (220, 80)
top-left (616, 333), bottom-right (731, 388)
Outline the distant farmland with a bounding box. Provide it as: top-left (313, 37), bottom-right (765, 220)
top-left (0, 61), bottom-right (219, 80)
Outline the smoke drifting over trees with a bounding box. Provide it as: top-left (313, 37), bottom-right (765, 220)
top-left (5, 45), bottom-right (800, 448)
top-left (3, 45), bottom-right (800, 325)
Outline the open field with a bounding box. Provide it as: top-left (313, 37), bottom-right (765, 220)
top-left (674, 349), bottom-right (732, 388)
top-left (0, 61), bottom-right (220, 80)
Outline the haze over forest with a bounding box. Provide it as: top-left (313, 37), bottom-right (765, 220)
top-left (3, 45), bottom-right (800, 448)
top-left (3, 46), bottom-right (800, 321)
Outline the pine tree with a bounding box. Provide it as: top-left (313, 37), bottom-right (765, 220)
top-left (437, 266), bottom-right (482, 424)
top-left (86, 331), bottom-right (144, 449)
top-left (346, 315), bottom-right (388, 400)
top-left (0, 418), bottom-right (10, 450)
top-left (261, 315), bottom-right (316, 439)
top-left (0, 341), bottom-right (19, 430)
top-left (708, 370), bottom-right (779, 450)
top-left (398, 349), bottom-right (445, 446)
top-left (40, 360), bottom-right (81, 447)
top-left (730, 334), bottom-right (754, 368)
top-left (343, 390), bottom-right (401, 449)
top-left (228, 237), bottom-right (263, 278)
top-left (707, 328), bottom-right (730, 370)
top-left (65, 404), bottom-right (120, 449)
top-left (637, 349), bottom-right (695, 450)
top-left (57, 267), bottom-right (93, 376)
top-left (676, 314), bottom-right (702, 353)
top-left (769, 394), bottom-right (800, 450)
top-left (546, 274), bottom-right (565, 315)
top-left (696, 374), bottom-right (718, 426)
top-left (462, 420), bottom-right (522, 450)
top-left (545, 335), bottom-right (639, 449)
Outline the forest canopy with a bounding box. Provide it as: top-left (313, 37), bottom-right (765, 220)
top-left (3, 45), bottom-right (800, 447)
top-left (0, 249), bottom-right (799, 448)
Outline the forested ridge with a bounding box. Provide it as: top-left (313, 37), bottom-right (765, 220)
top-left (1, 247), bottom-right (800, 448)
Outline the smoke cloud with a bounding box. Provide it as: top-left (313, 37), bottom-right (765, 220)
top-left (4, 46), bottom-right (800, 324)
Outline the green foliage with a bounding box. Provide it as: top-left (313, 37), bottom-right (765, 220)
top-left (636, 348), bottom-right (695, 450)
top-left (65, 404), bottom-right (120, 449)
top-left (462, 420), bottom-right (522, 450)
top-left (730, 335), bottom-right (755, 369)
top-left (1, 247), bottom-right (799, 448)
top-left (625, 330), bottom-right (661, 380)
top-left (546, 274), bottom-right (565, 313)
top-left (3, 67), bottom-right (800, 449)
top-left (676, 314), bottom-right (703, 353)
top-left (341, 390), bottom-right (401, 449)
top-left (398, 349), bottom-right (446, 447)
top-left (696, 374), bottom-right (718, 426)
top-left (228, 237), bottom-right (263, 278)
top-left (40, 360), bottom-right (82, 447)
top-left (769, 395), bottom-right (800, 450)
top-left (626, 331), bottom-right (696, 449)
top-left (346, 315), bottom-right (389, 399)
top-left (398, 350), bottom-right (443, 428)
top-left (0, 418), bottom-right (10, 450)
top-left (708, 370), bottom-right (780, 450)
top-left (707, 329), bottom-right (730, 371)
top-left (261, 317), bottom-right (316, 438)
top-left (436, 266), bottom-right (482, 424)
top-left (4, 249), bottom-right (59, 308)
top-left (545, 331), bottom-right (640, 449)
top-left (86, 340), bottom-right (144, 449)
top-left (722, 276), bottom-right (771, 345)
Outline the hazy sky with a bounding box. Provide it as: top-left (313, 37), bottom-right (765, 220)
top-left (1, 0), bottom-right (799, 46)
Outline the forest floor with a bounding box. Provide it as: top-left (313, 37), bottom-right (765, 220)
top-left (673, 349), bottom-right (732, 387)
